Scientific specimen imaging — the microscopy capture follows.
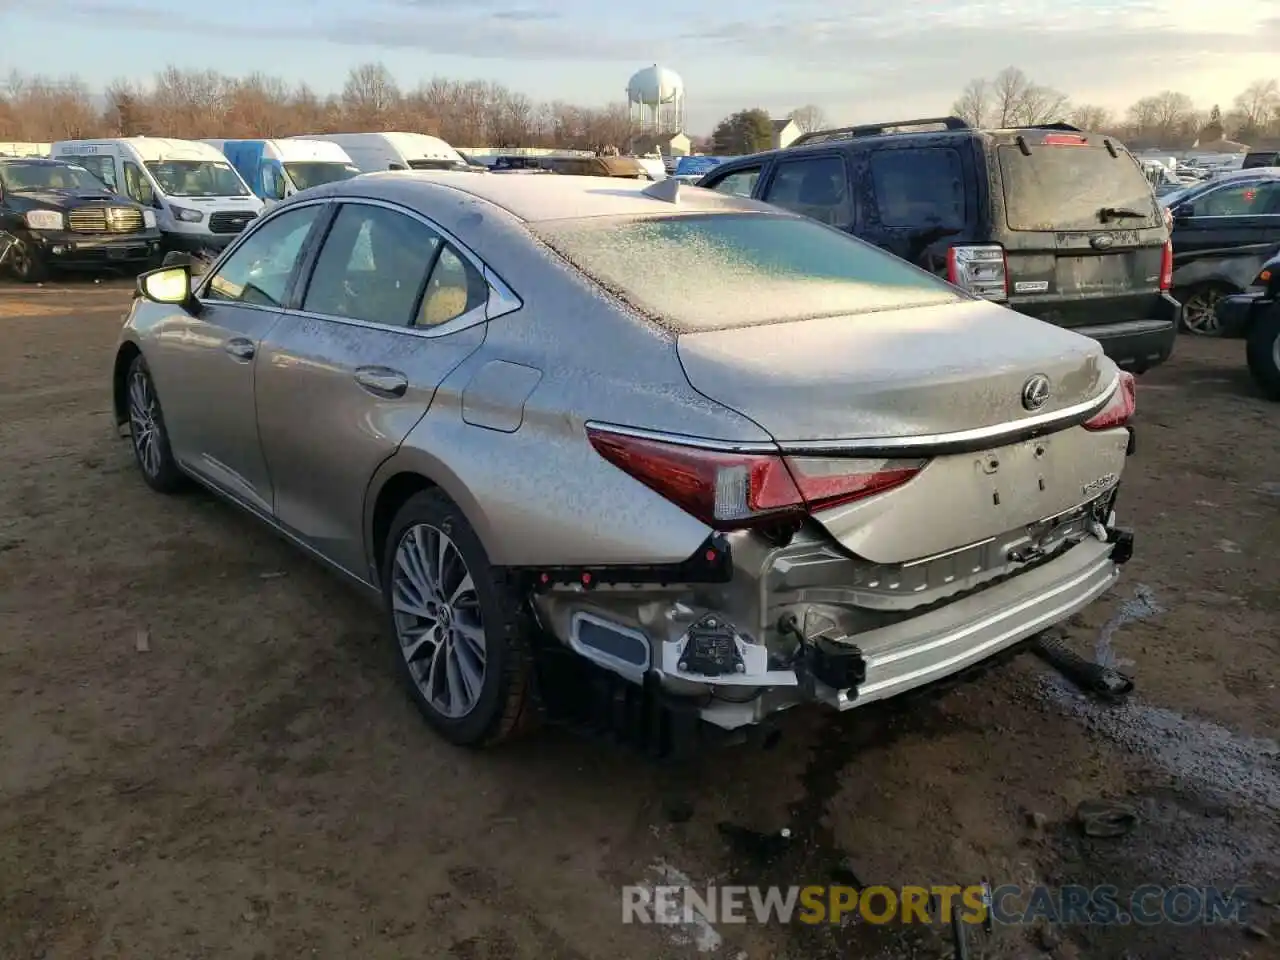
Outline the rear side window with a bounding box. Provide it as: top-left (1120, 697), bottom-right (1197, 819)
top-left (534, 212), bottom-right (962, 333)
top-left (869, 148), bottom-right (965, 230)
top-left (707, 168), bottom-right (760, 198)
top-left (997, 145), bottom-right (1160, 232)
top-left (1242, 152), bottom-right (1279, 170)
top-left (761, 156), bottom-right (852, 229)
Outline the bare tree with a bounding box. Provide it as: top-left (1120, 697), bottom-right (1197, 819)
top-left (341, 63), bottom-right (401, 129)
top-left (1017, 84), bottom-right (1070, 126)
top-left (788, 104), bottom-right (829, 134)
top-left (1232, 79), bottom-right (1280, 138)
top-left (990, 67), bottom-right (1033, 127)
top-left (952, 78), bottom-right (990, 127)
top-left (1069, 104), bottom-right (1114, 132)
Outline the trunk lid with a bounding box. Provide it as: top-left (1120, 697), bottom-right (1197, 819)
top-left (992, 139), bottom-right (1167, 329)
top-left (676, 299), bottom-right (1111, 443)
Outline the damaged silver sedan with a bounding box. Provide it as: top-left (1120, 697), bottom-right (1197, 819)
top-left (112, 170), bottom-right (1136, 749)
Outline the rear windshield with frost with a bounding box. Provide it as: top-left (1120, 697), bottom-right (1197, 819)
top-left (998, 145), bottom-right (1160, 232)
top-left (533, 213), bottom-right (962, 332)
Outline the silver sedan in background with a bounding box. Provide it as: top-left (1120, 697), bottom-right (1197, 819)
top-left (113, 172), bottom-right (1138, 748)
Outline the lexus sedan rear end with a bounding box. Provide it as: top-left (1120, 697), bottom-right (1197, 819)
top-left (113, 172), bottom-right (1136, 747)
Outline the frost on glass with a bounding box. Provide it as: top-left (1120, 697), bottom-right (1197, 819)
top-left (535, 213), bottom-right (962, 332)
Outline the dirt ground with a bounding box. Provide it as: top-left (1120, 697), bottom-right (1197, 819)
top-left (1, 275), bottom-right (1277, 960)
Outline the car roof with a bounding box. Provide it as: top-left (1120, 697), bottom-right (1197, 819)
top-left (333, 170), bottom-right (774, 223)
top-left (0, 157), bottom-right (75, 166)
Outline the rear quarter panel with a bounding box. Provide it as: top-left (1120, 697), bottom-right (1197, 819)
top-left (363, 205), bottom-right (774, 570)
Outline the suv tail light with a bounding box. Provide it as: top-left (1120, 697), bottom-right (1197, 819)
top-left (947, 244), bottom-right (1008, 301)
top-left (586, 427), bottom-right (925, 530)
top-left (1083, 373), bottom-right (1136, 431)
top-left (1159, 238), bottom-right (1173, 291)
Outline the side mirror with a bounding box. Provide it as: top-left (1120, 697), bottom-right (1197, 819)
top-left (137, 264), bottom-right (200, 313)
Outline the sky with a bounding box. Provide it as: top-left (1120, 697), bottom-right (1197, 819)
top-left (2, 0), bottom-right (1279, 134)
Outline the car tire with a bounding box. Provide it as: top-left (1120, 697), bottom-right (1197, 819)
top-left (381, 488), bottom-right (536, 747)
top-left (1177, 283), bottom-right (1233, 337)
top-left (125, 354), bottom-right (186, 493)
top-left (1245, 304), bottom-right (1280, 401)
top-left (7, 238), bottom-right (48, 283)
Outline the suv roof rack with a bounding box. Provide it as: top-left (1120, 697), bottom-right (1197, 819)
top-left (790, 116), bottom-right (970, 147)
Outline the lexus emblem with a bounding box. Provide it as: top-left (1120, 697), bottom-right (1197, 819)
top-left (1090, 234), bottom-right (1114, 250)
top-left (1021, 374), bottom-right (1052, 411)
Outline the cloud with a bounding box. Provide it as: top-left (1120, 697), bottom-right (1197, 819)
top-left (8, 0), bottom-right (1278, 129)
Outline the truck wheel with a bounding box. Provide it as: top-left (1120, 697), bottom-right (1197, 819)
top-left (1245, 305), bottom-right (1280, 401)
top-left (7, 239), bottom-right (48, 283)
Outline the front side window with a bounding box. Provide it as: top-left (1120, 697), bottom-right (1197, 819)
top-left (535, 212), bottom-right (962, 333)
top-left (1194, 181), bottom-right (1280, 217)
top-left (870, 148), bottom-right (965, 230)
top-left (303, 204), bottom-right (443, 327)
top-left (204, 205), bottom-right (323, 307)
top-left (707, 167), bottom-right (760, 198)
top-left (145, 160), bottom-right (250, 197)
top-left (762, 156), bottom-right (852, 229)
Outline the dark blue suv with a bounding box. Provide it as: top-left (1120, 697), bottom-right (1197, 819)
top-left (698, 116), bottom-right (1180, 373)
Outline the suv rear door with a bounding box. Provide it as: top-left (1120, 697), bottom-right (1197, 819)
top-left (992, 134), bottom-right (1167, 331)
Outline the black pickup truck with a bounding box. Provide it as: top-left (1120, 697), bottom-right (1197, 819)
top-left (0, 157), bottom-right (163, 282)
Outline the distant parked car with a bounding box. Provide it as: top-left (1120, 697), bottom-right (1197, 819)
top-left (1242, 150), bottom-right (1280, 170)
top-left (543, 156), bottom-right (654, 179)
top-left (112, 171), bottom-right (1137, 749)
top-left (698, 116), bottom-right (1178, 374)
top-left (1166, 172), bottom-right (1280, 335)
top-left (0, 156), bottom-right (162, 281)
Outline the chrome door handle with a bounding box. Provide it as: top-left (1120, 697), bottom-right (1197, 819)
top-left (354, 366), bottom-right (408, 398)
top-left (224, 338), bottom-right (255, 361)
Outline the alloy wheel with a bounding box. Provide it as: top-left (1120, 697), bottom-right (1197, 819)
top-left (1182, 288), bottom-right (1225, 336)
top-left (391, 523), bottom-right (488, 719)
top-left (128, 369), bottom-right (163, 478)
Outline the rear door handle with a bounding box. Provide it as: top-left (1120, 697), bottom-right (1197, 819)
top-left (354, 366), bottom-right (408, 398)
top-left (224, 338), bottom-right (255, 361)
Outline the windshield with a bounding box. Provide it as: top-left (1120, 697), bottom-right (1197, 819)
top-left (0, 162), bottom-right (108, 192)
top-left (284, 161), bottom-right (360, 191)
top-left (534, 213), bottom-right (963, 333)
top-left (407, 158), bottom-right (467, 171)
top-left (145, 160), bottom-right (250, 197)
top-left (998, 145), bottom-right (1160, 231)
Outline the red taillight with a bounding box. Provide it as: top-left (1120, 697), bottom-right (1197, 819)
top-left (586, 428), bottom-right (925, 529)
top-left (1159, 239), bottom-right (1173, 291)
top-left (946, 244), bottom-right (1008, 301)
top-left (1083, 373), bottom-right (1136, 431)
top-left (1043, 134), bottom-right (1088, 146)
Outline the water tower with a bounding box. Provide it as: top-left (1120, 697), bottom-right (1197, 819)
top-left (627, 64), bottom-right (686, 134)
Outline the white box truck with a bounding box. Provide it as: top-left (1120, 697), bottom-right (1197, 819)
top-left (50, 137), bottom-right (264, 252)
top-left (290, 132), bottom-right (469, 173)
top-left (202, 138), bottom-right (360, 205)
